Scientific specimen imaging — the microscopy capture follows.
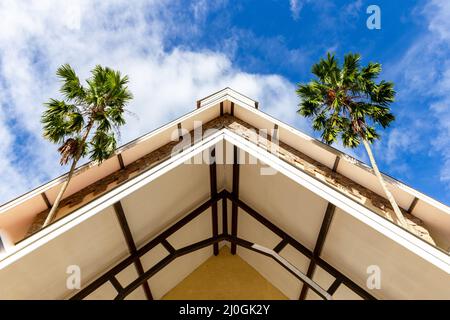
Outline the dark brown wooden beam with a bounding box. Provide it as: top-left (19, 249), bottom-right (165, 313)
top-left (407, 197), bottom-right (419, 213)
top-left (71, 194), bottom-right (223, 300)
top-left (114, 234), bottom-right (331, 300)
top-left (230, 145), bottom-right (240, 254)
top-left (299, 202), bottom-right (336, 300)
top-left (220, 101), bottom-right (224, 116)
top-left (117, 153), bottom-right (125, 170)
top-left (230, 102), bottom-right (235, 116)
top-left (115, 235), bottom-right (226, 299)
top-left (299, 263), bottom-right (317, 299)
top-left (228, 235), bottom-right (331, 300)
top-left (272, 124), bottom-right (279, 143)
top-left (209, 148), bottom-right (219, 255)
top-left (73, 190), bottom-right (374, 301)
top-left (316, 256), bottom-right (374, 299)
top-left (161, 239), bottom-right (176, 254)
top-left (223, 191), bottom-right (374, 300)
top-left (41, 192), bottom-right (51, 209)
top-left (177, 122), bottom-right (184, 141)
top-left (222, 196), bottom-right (228, 235)
top-left (273, 238), bottom-right (289, 253)
top-left (298, 156), bottom-right (339, 300)
top-left (327, 278), bottom-right (342, 295)
top-left (113, 201), bottom-right (153, 300)
top-left (314, 203), bottom-right (336, 256)
top-left (110, 277), bottom-right (123, 293)
top-left (332, 156), bottom-right (340, 172)
top-left (226, 193), bottom-right (312, 259)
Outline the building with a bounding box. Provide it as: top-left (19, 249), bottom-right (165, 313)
top-left (0, 88), bottom-right (449, 300)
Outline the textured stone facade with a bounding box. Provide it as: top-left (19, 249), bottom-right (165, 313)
top-left (26, 115), bottom-right (435, 246)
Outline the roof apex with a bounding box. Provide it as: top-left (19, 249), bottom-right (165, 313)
top-left (197, 87), bottom-right (259, 109)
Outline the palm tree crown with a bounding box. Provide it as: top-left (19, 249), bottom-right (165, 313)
top-left (296, 53), bottom-right (413, 231)
top-left (42, 64), bottom-right (132, 165)
top-left (40, 64), bottom-right (132, 228)
top-left (296, 52), bottom-right (395, 147)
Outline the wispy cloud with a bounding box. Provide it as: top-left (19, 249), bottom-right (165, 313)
top-left (289, 0), bottom-right (303, 20)
top-left (343, 0), bottom-right (363, 18)
top-left (383, 0), bottom-right (450, 188)
top-left (0, 0), bottom-right (305, 204)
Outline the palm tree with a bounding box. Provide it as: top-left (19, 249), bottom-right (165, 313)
top-left (41, 64), bottom-right (133, 227)
top-left (296, 53), bottom-right (410, 230)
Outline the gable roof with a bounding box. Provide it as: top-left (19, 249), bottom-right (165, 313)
top-left (0, 88), bottom-right (449, 300)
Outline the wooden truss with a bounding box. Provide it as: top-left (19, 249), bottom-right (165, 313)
top-left (70, 147), bottom-right (375, 300)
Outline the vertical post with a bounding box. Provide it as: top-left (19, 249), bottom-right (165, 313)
top-left (41, 192), bottom-right (52, 209)
top-left (177, 123), bottom-right (183, 141)
top-left (299, 202), bottom-right (336, 300)
top-left (299, 155), bottom-right (340, 299)
top-left (407, 197), bottom-right (419, 214)
top-left (117, 153), bottom-right (125, 170)
top-left (113, 201), bottom-right (153, 300)
top-left (209, 147), bottom-right (219, 255)
top-left (222, 195), bottom-right (228, 235)
top-left (231, 145), bottom-right (240, 254)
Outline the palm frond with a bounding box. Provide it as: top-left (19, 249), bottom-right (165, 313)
top-left (43, 64), bottom-right (132, 167)
top-left (56, 64), bottom-right (86, 102)
top-left (296, 52), bottom-right (396, 148)
top-left (89, 130), bottom-right (117, 163)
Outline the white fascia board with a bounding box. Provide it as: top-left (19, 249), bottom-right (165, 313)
top-left (199, 87), bottom-right (257, 109)
top-left (222, 129), bottom-right (450, 273)
top-left (0, 130), bottom-right (224, 268)
top-left (4, 87), bottom-right (449, 226)
top-left (2, 126), bottom-right (448, 274)
top-left (0, 101), bottom-right (220, 214)
top-left (233, 100), bottom-right (450, 216)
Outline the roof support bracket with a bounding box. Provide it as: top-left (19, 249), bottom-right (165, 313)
top-left (72, 191), bottom-right (374, 301)
top-left (299, 202), bottom-right (336, 300)
top-left (209, 147), bottom-right (219, 255)
top-left (113, 201), bottom-right (153, 300)
top-left (222, 195), bottom-right (228, 235)
top-left (231, 146), bottom-right (240, 254)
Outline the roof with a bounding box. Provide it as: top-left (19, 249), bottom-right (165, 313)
top-left (0, 88), bottom-right (449, 300)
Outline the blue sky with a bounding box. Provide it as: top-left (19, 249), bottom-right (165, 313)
top-left (0, 0), bottom-right (449, 206)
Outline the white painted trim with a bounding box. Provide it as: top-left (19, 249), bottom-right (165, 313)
top-left (198, 87), bottom-right (256, 109)
top-left (234, 100), bottom-right (450, 216)
top-left (251, 243), bottom-right (332, 300)
top-left (222, 130), bottom-right (450, 273)
top-left (3, 129), bottom-right (448, 274)
top-left (2, 87), bottom-right (448, 237)
top-left (0, 131), bottom-right (224, 268)
top-left (0, 100), bottom-right (221, 213)
top-left (1, 86), bottom-right (449, 276)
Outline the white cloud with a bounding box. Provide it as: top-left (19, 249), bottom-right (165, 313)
top-left (0, 0), bottom-right (305, 203)
top-left (344, 0), bottom-right (363, 16)
top-left (427, 0), bottom-right (450, 41)
top-left (289, 0), bottom-right (302, 20)
top-left (383, 128), bottom-right (421, 165)
top-left (386, 0), bottom-right (450, 187)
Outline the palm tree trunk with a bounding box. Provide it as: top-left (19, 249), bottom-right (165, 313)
top-left (42, 120), bottom-right (95, 228)
top-left (42, 158), bottom-right (79, 227)
top-left (361, 139), bottom-right (411, 231)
